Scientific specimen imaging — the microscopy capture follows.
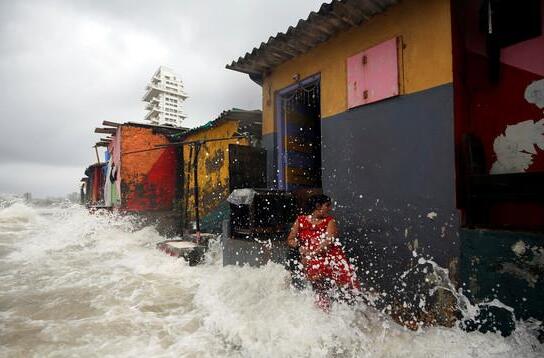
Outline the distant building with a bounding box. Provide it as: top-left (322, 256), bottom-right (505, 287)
top-left (142, 66), bottom-right (188, 127)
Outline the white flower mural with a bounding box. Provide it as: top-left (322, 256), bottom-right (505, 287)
top-left (490, 79), bottom-right (544, 174)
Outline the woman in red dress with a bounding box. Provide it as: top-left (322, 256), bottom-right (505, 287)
top-left (287, 195), bottom-right (360, 309)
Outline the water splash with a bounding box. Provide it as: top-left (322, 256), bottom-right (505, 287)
top-left (0, 201), bottom-right (542, 357)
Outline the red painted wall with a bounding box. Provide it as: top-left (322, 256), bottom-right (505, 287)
top-left (454, 0), bottom-right (544, 229)
top-left (120, 125), bottom-right (177, 212)
top-left (466, 54), bottom-right (544, 173)
top-left (90, 165), bottom-right (105, 204)
top-left (463, 0), bottom-right (544, 173)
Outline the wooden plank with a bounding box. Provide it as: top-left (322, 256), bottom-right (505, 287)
top-left (102, 120), bottom-right (121, 127)
top-left (94, 128), bottom-right (117, 134)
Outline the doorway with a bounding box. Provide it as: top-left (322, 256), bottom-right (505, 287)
top-left (275, 74), bottom-right (322, 191)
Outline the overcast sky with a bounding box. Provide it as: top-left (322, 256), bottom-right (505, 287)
top-left (0, 0), bottom-right (323, 198)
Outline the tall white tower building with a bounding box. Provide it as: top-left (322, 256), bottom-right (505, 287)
top-left (143, 66), bottom-right (188, 127)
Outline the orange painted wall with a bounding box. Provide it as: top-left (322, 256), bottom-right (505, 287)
top-left (120, 126), bottom-right (177, 211)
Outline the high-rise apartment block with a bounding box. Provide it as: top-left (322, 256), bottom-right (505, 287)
top-left (142, 66), bottom-right (187, 127)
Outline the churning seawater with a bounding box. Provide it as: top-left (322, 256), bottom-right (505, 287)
top-left (0, 198), bottom-right (542, 357)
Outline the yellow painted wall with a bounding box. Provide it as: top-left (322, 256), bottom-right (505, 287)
top-left (182, 120), bottom-right (250, 221)
top-left (262, 0), bottom-right (452, 134)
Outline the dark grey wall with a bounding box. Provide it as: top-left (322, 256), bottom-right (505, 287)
top-left (262, 134), bottom-right (277, 188)
top-left (222, 238), bottom-right (287, 267)
top-left (231, 84), bottom-right (460, 301)
top-left (321, 83), bottom-right (460, 292)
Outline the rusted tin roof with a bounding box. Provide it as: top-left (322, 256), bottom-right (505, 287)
top-left (125, 122), bottom-right (190, 132)
top-left (94, 121), bottom-right (190, 147)
top-left (226, 0), bottom-right (399, 78)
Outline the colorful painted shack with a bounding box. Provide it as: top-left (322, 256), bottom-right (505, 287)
top-left (93, 121), bottom-right (188, 234)
top-left (177, 109), bottom-right (265, 233)
top-left (227, 0), bottom-right (544, 326)
top-left (82, 162), bottom-right (107, 206)
top-left (87, 110), bottom-right (263, 235)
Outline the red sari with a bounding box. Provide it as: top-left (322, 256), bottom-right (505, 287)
top-left (297, 215), bottom-right (359, 289)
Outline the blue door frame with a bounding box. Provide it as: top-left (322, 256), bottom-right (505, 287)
top-left (274, 74), bottom-right (321, 190)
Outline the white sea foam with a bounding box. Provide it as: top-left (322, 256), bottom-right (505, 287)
top-left (0, 202), bottom-right (39, 224)
top-left (0, 202), bottom-right (542, 357)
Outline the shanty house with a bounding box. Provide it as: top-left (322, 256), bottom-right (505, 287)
top-left (83, 162), bottom-right (107, 206)
top-left (95, 121), bottom-right (188, 234)
top-left (178, 109), bottom-right (264, 233)
top-left (228, 0), bottom-right (544, 326)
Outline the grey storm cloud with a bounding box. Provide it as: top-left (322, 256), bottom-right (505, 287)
top-left (0, 0), bottom-right (323, 197)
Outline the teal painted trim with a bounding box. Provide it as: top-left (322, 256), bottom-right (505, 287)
top-left (460, 228), bottom-right (544, 322)
top-left (200, 201), bottom-right (230, 234)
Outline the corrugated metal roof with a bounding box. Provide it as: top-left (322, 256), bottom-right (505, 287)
top-left (94, 121), bottom-right (190, 147)
top-left (226, 0), bottom-right (399, 78)
top-left (125, 122), bottom-right (191, 132)
top-left (174, 109), bottom-right (263, 140)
